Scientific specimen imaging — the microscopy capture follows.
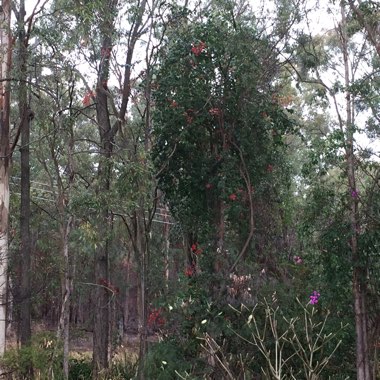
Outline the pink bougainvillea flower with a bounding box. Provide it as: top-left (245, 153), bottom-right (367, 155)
top-left (267, 164), bottom-right (274, 173)
top-left (309, 290), bottom-right (320, 305)
top-left (191, 243), bottom-right (197, 252)
top-left (293, 255), bottom-right (303, 265)
top-left (205, 183), bottom-right (213, 189)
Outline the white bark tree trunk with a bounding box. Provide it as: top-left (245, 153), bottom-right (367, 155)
top-left (0, 0), bottom-right (11, 358)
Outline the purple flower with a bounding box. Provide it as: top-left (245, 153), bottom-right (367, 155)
top-left (293, 255), bottom-right (303, 265)
top-left (309, 290), bottom-right (320, 305)
top-left (351, 189), bottom-right (359, 199)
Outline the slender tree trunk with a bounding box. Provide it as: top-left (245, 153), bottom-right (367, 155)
top-left (0, 0), bottom-right (11, 358)
top-left (163, 207), bottom-right (170, 290)
top-left (93, 42), bottom-right (114, 380)
top-left (17, 0), bottom-right (32, 347)
top-left (91, 1), bottom-right (147, 375)
top-left (137, 211), bottom-right (147, 380)
top-left (57, 216), bottom-right (73, 380)
top-left (340, 5), bottom-right (372, 379)
top-left (93, 146), bottom-right (112, 377)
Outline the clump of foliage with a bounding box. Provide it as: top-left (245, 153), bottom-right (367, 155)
top-left (0, 333), bottom-right (137, 380)
top-left (1, 332), bottom-right (63, 379)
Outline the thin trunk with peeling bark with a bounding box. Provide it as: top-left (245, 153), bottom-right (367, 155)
top-left (136, 211), bottom-right (147, 380)
top-left (0, 0), bottom-right (11, 358)
top-left (92, 1), bottom-right (148, 376)
top-left (91, 1), bottom-right (118, 374)
top-left (57, 217), bottom-right (73, 380)
top-left (340, 5), bottom-right (372, 379)
top-left (17, 0), bottom-right (32, 347)
top-left (163, 207), bottom-right (170, 289)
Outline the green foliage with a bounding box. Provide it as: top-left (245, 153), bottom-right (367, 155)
top-left (68, 357), bottom-right (93, 380)
top-left (152, 3), bottom-right (295, 258)
top-left (146, 281), bottom-right (348, 379)
top-left (144, 339), bottom-right (193, 380)
top-left (1, 332), bottom-right (63, 379)
top-left (1, 336), bottom-right (137, 380)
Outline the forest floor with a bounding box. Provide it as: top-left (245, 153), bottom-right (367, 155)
top-left (6, 323), bottom-right (160, 361)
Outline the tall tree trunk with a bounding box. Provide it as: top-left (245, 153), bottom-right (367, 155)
top-left (93, 109), bottom-right (113, 377)
top-left (57, 216), bottom-right (73, 380)
top-left (93, 17), bottom-right (114, 375)
top-left (17, 0), bottom-right (32, 347)
top-left (0, 0), bottom-right (11, 357)
top-left (340, 5), bottom-right (372, 379)
top-left (163, 206), bottom-right (170, 290)
top-left (53, 82), bottom-right (76, 380)
top-left (137, 211), bottom-right (147, 380)
top-left (91, 0), bottom-right (147, 375)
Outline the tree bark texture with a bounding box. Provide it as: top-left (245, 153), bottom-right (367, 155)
top-left (92, 4), bottom-right (116, 374)
top-left (17, 0), bottom-right (32, 347)
top-left (0, 0), bottom-right (11, 357)
top-left (340, 5), bottom-right (372, 379)
top-left (57, 216), bottom-right (73, 380)
top-left (92, 0), bottom-right (147, 375)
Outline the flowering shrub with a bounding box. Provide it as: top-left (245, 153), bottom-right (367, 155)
top-left (184, 266), bottom-right (195, 277)
top-left (208, 107), bottom-right (222, 116)
top-left (191, 243), bottom-right (203, 255)
top-left (229, 193), bottom-right (237, 201)
top-left (309, 290), bottom-right (320, 305)
top-left (191, 41), bottom-right (206, 56)
top-left (147, 308), bottom-right (165, 328)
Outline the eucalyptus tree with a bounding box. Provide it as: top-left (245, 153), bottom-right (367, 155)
top-left (286, 1), bottom-right (380, 378)
top-left (13, 0), bottom-right (34, 350)
top-left (347, 0), bottom-right (380, 58)
top-left (0, 0), bottom-right (44, 359)
top-left (0, 0), bottom-right (11, 358)
top-left (48, 0), bottom-right (154, 376)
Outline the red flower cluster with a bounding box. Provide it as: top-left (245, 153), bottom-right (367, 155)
top-left (229, 193), bottom-right (237, 201)
top-left (147, 308), bottom-right (165, 328)
top-left (267, 164), bottom-right (273, 173)
top-left (209, 107), bottom-right (222, 116)
top-left (191, 243), bottom-right (203, 255)
top-left (82, 90), bottom-right (95, 106)
top-left (185, 266), bottom-right (195, 277)
top-left (205, 183), bottom-right (213, 189)
top-left (191, 41), bottom-right (206, 56)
